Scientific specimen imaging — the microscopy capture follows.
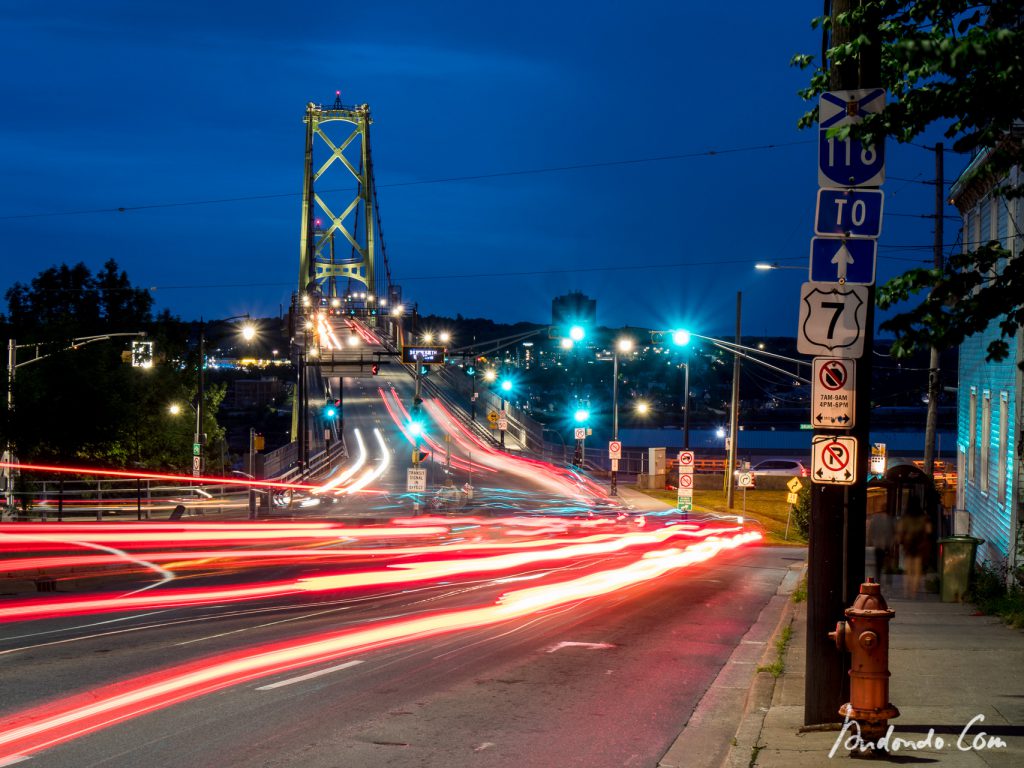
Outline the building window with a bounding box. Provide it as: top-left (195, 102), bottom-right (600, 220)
top-left (980, 391), bottom-right (991, 494)
top-left (968, 388), bottom-right (977, 484)
top-left (999, 392), bottom-right (1008, 503)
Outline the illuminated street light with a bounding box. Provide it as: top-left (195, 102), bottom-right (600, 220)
top-left (568, 325), bottom-right (585, 342)
top-left (560, 338), bottom-right (574, 350)
top-left (240, 323), bottom-right (257, 342)
top-left (439, 331), bottom-right (451, 344)
top-left (483, 369), bottom-right (497, 382)
top-left (168, 403), bottom-right (182, 416)
top-left (422, 332), bottom-right (434, 344)
top-left (610, 336), bottom-right (635, 496)
top-left (635, 400), bottom-right (650, 416)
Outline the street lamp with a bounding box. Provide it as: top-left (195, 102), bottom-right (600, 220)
top-left (499, 377), bottom-right (513, 449)
top-left (754, 262), bottom-right (804, 271)
top-left (672, 330), bottom-right (692, 449)
top-left (610, 336), bottom-right (634, 496)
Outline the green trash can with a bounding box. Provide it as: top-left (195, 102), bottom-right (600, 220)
top-left (938, 536), bottom-right (984, 603)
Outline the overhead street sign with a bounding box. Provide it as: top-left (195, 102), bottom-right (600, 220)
top-left (809, 237), bottom-right (877, 285)
top-left (797, 282), bottom-right (869, 357)
top-left (811, 435), bottom-right (858, 485)
top-left (401, 346), bottom-right (445, 365)
top-left (812, 357), bottom-right (856, 428)
top-left (818, 89), bottom-right (886, 188)
top-left (815, 189), bottom-right (884, 237)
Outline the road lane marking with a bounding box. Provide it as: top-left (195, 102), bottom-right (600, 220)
top-left (256, 660), bottom-right (364, 690)
top-left (546, 641), bottom-right (615, 653)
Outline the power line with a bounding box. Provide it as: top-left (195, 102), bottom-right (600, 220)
top-left (0, 139), bottom-right (814, 221)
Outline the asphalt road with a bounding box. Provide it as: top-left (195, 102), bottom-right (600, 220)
top-left (0, 546), bottom-right (797, 767)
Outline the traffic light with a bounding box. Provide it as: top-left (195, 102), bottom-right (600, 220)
top-left (574, 408), bottom-right (590, 423)
top-left (465, 365), bottom-right (476, 377)
top-left (324, 399), bottom-right (340, 419)
top-left (672, 329), bottom-right (692, 346)
top-left (418, 364), bottom-right (429, 376)
top-left (371, 363), bottom-right (380, 375)
top-left (500, 379), bottom-right (513, 393)
top-left (568, 325), bottom-right (586, 342)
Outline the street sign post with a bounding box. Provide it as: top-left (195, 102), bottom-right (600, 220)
top-left (608, 440), bottom-right (622, 460)
top-left (811, 435), bottom-right (859, 485)
top-left (811, 357), bottom-right (856, 428)
top-left (818, 89), bottom-right (886, 188)
top-left (574, 428), bottom-right (586, 441)
top-left (815, 189), bottom-right (884, 237)
top-left (809, 237), bottom-right (877, 285)
top-left (737, 472), bottom-right (754, 488)
top-left (797, 282), bottom-right (869, 357)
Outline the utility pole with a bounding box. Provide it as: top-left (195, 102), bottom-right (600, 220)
top-left (804, 0), bottom-right (876, 726)
top-left (194, 324), bottom-right (206, 477)
top-left (725, 292), bottom-right (741, 508)
top-left (923, 143), bottom-right (944, 475)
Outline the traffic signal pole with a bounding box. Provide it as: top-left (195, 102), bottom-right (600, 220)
top-left (804, 0), bottom-right (876, 726)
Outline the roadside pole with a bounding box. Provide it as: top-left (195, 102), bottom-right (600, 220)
top-left (803, 0), bottom-right (878, 726)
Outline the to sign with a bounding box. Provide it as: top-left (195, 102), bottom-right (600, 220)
top-left (815, 189), bottom-right (884, 238)
top-left (574, 428), bottom-right (586, 441)
top-left (677, 450), bottom-right (695, 470)
top-left (818, 89), bottom-right (885, 188)
top-left (797, 282), bottom-right (868, 357)
top-left (608, 440), bottom-right (622, 460)
top-left (809, 237), bottom-right (877, 285)
top-left (811, 435), bottom-right (858, 485)
top-left (812, 357), bottom-right (856, 428)
top-left (406, 467), bottom-right (427, 492)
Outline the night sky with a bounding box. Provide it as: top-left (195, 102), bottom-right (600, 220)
top-left (0, 2), bottom-right (957, 337)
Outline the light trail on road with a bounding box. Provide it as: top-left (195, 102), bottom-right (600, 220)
top-left (0, 528), bottom-right (761, 763)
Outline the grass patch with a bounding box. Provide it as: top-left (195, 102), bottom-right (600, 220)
top-left (757, 623), bottom-right (794, 679)
top-left (791, 575), bottom-right (808, 604)
top-left (635, 487), bottom-right (807, 546)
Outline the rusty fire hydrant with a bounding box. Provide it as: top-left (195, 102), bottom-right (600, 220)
top-left (829, 579), bottom-right (900, 742)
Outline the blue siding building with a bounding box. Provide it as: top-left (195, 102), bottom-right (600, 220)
top-left (950, 156), bottom-right (1023, 568)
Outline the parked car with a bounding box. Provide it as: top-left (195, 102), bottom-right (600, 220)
top-left (737, 459), bottom-right (811, 478)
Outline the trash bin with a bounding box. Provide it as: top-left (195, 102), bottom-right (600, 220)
top-left (938, 536), bottom-right (984, 603)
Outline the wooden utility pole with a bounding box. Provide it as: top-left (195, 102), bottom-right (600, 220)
top-left (804, 0), bottom-right (877, 726)
top-left (923, 143), bottom-right (944, 475)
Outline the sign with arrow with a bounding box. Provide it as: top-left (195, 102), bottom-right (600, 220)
top-left (809, 237), bottom-right (877, 285)
top-left (811, 435), bottom-right (858, 485)
top-left (811, 357), bottom-right (856, 428)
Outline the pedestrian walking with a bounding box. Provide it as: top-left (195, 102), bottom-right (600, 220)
top-left (867, 509), bottom-right (895, 584)
top-left (896, 499), bottom-right (932, 598)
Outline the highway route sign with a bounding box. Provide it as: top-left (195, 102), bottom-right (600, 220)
top-left (809, 237), bottom-right (877, 285)
top-left (812, 357), bottom-right (856, 428)
top-left (797, 282), bottom-right (868, 357)
top-left (406, 468), bottom-right (427, 492)
top-left (608, 440), bottom-right (622, 460)
top-left (818, 89), bottom-right (886, 187)
top-left (811, 435), bottom-right (858, 485)
top-left (815, 189), bottom-right (884, 237)
top-left (787, 477), bottom-right (804, 494)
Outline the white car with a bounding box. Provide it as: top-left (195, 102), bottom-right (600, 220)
top-left (739, 459), bottom-right (811, 478)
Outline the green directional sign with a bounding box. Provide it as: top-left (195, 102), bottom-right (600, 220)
top-left (676, 496), bottom-right (693, 512)
top-left (193, 443), bottom-right (202, 456)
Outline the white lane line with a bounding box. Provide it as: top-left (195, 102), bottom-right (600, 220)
top-left (255, 660), bottom-right (364, 690)
top-left (546, 641), bottom-right (616, 653)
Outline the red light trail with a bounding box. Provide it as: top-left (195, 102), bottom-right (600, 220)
top-left (0, 528), bottom-right (760, 763)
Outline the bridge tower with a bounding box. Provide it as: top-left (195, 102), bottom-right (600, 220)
top-left (297, 93), bottom-right (389, 306)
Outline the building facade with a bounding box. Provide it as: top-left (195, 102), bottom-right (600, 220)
top-left (950, 158), bottom-right (1023, 568)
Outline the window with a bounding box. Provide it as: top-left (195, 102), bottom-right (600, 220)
top-left (968, 388), bottom-right (977, 484)
top-left (980, 391), bottom-right (991, 494)
top-left (980, 197), bottom-right (991, 243)
top-left (999, 392), bottom-right (1008, 503)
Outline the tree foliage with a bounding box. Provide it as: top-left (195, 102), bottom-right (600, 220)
top-left (0, 261), bottom-right (218, 471)
top-left (792, 1), bottom-right (1024, 365)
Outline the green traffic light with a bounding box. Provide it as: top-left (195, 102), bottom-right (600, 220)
top-left (500, 379), bottom-right (513, 393)
top-left (672, 329), bottom-right (692, 346)
top-left (568, 325), bottom-right (586, 342)
top-left (574, 408), bottom-right (590, 423)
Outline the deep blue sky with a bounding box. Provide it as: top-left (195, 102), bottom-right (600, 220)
top-left (0, 2), bottom-right (958, 338)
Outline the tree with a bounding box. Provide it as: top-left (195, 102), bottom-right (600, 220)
top-left (792, 1), bottom-right (1024, 366)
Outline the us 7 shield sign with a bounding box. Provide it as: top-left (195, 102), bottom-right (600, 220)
top-left (797, 282), bottom-right (868, 357)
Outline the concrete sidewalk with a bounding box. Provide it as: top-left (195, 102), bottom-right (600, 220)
top-left (720, 574), bottom-right (1024, 767)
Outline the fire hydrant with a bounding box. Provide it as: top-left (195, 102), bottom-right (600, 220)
top-left (829, 579), bottom-right (900, 740)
